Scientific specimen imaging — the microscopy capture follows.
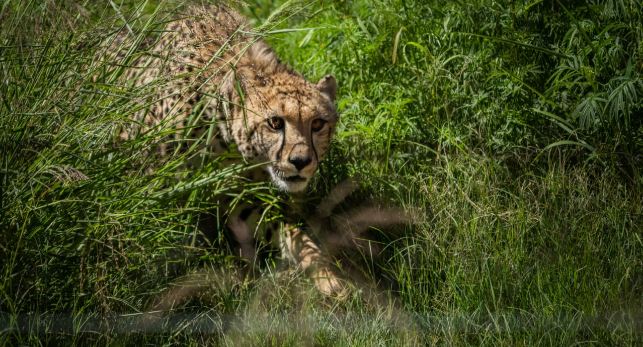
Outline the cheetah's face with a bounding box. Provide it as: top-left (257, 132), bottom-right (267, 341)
top-left (233, 75), bottom-right (338, 193)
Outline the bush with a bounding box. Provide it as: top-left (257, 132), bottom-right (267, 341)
top-left (1, 0), bottom-right (640, 345)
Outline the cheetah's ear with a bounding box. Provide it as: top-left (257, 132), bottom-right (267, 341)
top-left (317, 75), bottom-right (337, 102)
top-left (219, 70), bottom-right (238, 101)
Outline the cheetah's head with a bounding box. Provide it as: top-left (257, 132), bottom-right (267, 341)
top-left (222, 44), bottom-right (338, 193)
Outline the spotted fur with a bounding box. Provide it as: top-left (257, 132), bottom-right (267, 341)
top-left (109, 5), bottom-right (344, 296)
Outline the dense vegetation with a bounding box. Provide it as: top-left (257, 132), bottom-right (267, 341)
top-left (1, 0), bottom-right (641, 345)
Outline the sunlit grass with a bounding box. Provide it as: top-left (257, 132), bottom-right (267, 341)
top-left (1, 0), bottom-right (641, 345)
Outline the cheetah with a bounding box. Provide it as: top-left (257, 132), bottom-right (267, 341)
top-left (105, 4), bottom-right (344, 296)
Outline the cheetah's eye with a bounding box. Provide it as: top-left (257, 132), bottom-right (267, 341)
top-left (267, 116), bottom-right (284, 130)
top-left (311, 118), bottom-right (327, 132)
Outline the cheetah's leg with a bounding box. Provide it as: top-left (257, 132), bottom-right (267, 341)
top-left (225, 204), bottom-right (279, 273)
top-left (227, 204), bottom-right (346, 297)
top-left (281, 224), bottom-right (346, 297)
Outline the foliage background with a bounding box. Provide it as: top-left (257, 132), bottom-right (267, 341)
top-left (1, 0), bottom-right (641, 345)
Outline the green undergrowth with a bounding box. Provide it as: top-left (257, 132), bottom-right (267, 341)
top-left (1, 0), bottom-right (641, 345)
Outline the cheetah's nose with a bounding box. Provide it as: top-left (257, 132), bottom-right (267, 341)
top-left (289, 156), bottom-right (312, 171)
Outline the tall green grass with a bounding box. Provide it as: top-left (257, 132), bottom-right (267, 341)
top-left (1, 0), bottom-right (641, 345)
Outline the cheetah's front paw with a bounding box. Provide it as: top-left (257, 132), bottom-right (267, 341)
top-left (311, 267), bottom-right (348, 299)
